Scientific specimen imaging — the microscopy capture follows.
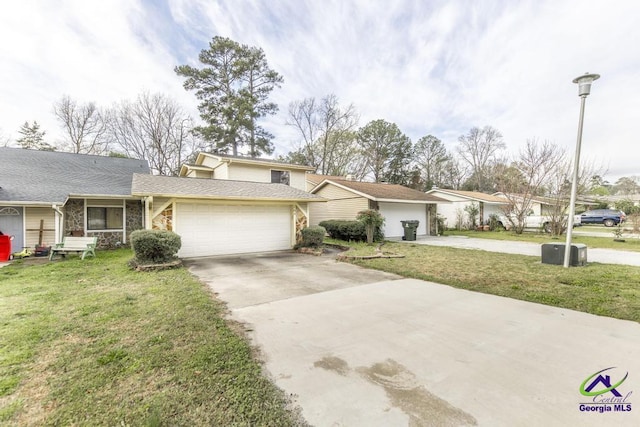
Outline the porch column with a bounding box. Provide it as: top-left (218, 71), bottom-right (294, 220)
top-left (144, 196), bottom-right (153, 230)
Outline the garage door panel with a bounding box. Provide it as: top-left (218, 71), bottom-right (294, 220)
top-left (378, 202), bottom-right (427, 238)
top-left (176, 203), bottom-right (292, 257)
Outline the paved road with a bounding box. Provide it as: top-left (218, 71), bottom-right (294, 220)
top-left (187, 252), bottom-right (640, 427)
top-left (401, 236), bottom-right (640, 266)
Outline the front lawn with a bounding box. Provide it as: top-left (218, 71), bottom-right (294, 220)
top-left (445, 229), bottom-right (640, 251)
top-left (335, 241), bottom-right (640, 322)
top-left (0, 250), bottom-right (302, 426)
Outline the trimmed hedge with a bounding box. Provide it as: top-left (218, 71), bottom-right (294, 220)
top-left (319, 220), bottom-right (384, 242)
top-left (130, 229), bottom-right (182, 264)
top-left (299, 226), bottom-right (326, 248)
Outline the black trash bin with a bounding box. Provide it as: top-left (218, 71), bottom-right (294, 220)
top-left (401, 220), bottom-right (420, 241)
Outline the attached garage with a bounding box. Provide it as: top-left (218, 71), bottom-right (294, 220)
top-left (378, 202), bottom-right (428, 237)
top-left (176, 202), bottom-right (292, 257)
top-left (309, 179), bottom-right (447, 238)
top-left (132, 174), bottom-right (325, 258)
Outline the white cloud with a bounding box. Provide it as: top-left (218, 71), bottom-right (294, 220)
top-left (1, 0), bottom-right (638, 182)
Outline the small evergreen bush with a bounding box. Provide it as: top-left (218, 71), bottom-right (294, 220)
top-left (130, 229), bottom-right (181, 264)
top-left (299, 226), bottom-right (326, 248)
top-left (319, 219), bottom-right (383, 242)
top-left (356, 209), bottom-right (385, 243)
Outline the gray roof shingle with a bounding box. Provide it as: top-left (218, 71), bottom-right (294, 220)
top-left (0, 148), bottom-right (150, 204)
top-left (132, 174), bottom-right (325, 202)
top-left (315, 179), bottom-right (448, 203)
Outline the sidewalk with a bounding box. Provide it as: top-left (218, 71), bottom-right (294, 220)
top-left (403, 236), bottom-right (640, 266)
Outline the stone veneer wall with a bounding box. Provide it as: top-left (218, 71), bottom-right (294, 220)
top-left (86, 231), bottom-right (122, 248)
top-left (64, 199), bottom-right (85, 235)
top-left (63, 198), bottom-right (145, 249)
top-left (125, 200), bottom-right (144, 242)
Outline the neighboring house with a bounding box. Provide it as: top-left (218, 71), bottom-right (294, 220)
top-left (491, 192), bottom-right (551, 216)
top-left (491, 193), bottom-right (598, 216)
top-left (309, 178), bottom-right (448, 238)
top-left (132, 174), bottom-right (325, 258)
top-left (179, 153), bottom-right (314, 191)
top-left (305, 173), bottom-right (351, 192)
top-left (425, 188), bottom-right (508, 229)
top-left (0, 147), bottom-right (149, 250)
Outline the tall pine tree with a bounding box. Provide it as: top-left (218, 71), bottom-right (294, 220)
top-left (16, 121), bottom-right (55, 151)
top-left (175, 37), bottom-right (282, 157)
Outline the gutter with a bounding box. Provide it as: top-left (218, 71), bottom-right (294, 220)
top-left (0, 200), bottom-right (62, 206)
top-left (131, 193), bottom-right (327, 203)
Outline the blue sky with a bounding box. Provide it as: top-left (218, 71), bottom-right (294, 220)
top-left (1, 0), bottom-right (638, 182)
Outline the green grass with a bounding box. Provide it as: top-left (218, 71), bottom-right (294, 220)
top-left (325, 239), bottom-right (394, 257)
top-left (0, 250), bottom-right (302, 426)
top-left (445, 229), bottom-right (640, 251)
top-left (333, 241), bottom-right (640, 323)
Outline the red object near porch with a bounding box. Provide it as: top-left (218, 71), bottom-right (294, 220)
top-left (0, 235), bottom-right (12, 261)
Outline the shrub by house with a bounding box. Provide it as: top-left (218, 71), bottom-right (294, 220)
top-left (130, 229), bottom-right (181, 264)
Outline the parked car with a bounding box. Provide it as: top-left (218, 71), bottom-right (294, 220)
top-left (497, 214), bottom-right (581, 233)
top-left (580, 209), bottom-right (626, 227)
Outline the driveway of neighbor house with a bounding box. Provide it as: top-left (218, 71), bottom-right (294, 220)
top-left (405, 235), bottom-right (640, 266)
top-left (187, 252), bottom-right (640, 427)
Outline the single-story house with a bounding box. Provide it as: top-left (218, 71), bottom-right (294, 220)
top-left (179, 153), bottom-right (314, 191)
top-left (0, 147), bottom-right (149, 250)
top-left (425, 188), bottom-right (509, 229)
top-left (491, 193), bottom-right (597, 216)
top-left (595, 194), bottom-right (640, 208)
top-left (492, 192), bottom-right (554, 216)
top-left (132, 174), bottom-right (325, 258)
top-left (309, 178), bottom-right (448, 238)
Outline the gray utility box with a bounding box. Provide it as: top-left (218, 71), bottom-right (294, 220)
top-left (541, 243), bottom-right (587, 266)
top-left (401, 220), bottom-right (420, 241)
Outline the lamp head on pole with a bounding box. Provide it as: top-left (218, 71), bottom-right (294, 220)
top-left (573, 72), bottom-right (600, 97)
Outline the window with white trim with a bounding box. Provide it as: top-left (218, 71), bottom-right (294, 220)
top-left (271, 170), bottom-right (290, 185)
top-left (87, 207), bottom-right (123, 230)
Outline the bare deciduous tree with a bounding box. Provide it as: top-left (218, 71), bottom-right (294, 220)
top-left (286, 94), bottom-right (359, 175)
top-left (613, 176), bottom-right (640, 195)
top-left (457, 126), bottom-right (506, 191)
top-left (106, 92), bottom-right (199, 176)
top-left (0, 128), bottom-right (11, 147)
top-left (440, 157), bottom-right (469, 190)
top-left (54, 95), bottom-right (107, 154)
top-left (497, 139), bottom-right (566, 233)
top-left (414, 135), bottom-right (449, 190)
top-left (544, 159), bottom-right (601, 236)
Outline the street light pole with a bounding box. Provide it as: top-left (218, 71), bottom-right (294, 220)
top-left (564, 73), bottom-right (600, 268)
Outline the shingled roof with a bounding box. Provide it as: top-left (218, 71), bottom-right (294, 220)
top-left (312, 179), bottom-right (448, 203)
top-left (427, 188), bottom-right (508, 204)
top-left (0, 147), bottom-right (150, 204)
top-left (306, 173), bottom-right (349, 187)
top-left (197, 153), bottom-right (315, 170)
top-left (132, 174), bottom-right (325, 202)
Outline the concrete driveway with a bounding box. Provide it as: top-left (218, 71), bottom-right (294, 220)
top-left (187, 252), bottom-right (640, 427)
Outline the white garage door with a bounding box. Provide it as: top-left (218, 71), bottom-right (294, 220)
top-left (176, 203), bottom-right (292, 257)
top-left (378, 202), bottom-right (427, 238)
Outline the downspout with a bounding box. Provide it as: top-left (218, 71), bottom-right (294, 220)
top-left (52, 204), bottom-right (64, 244)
